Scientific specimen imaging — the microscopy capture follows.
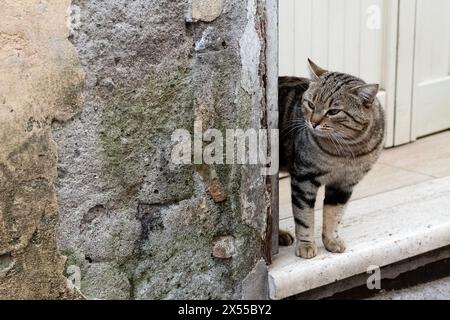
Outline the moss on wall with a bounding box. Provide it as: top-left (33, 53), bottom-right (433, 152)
top-left (101, 64), bottom-right (195, 206)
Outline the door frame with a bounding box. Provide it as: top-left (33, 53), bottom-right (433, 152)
top-left (392, 0), bottom-right (417, 146)
top-left (382, 0), bottom-right (400, 147)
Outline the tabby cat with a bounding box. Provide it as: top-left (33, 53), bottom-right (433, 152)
top-left (279, 59), bottom-right (385, 259)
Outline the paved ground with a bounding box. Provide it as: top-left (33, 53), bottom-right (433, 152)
top-left (369, 276), bottom-right (450, 300)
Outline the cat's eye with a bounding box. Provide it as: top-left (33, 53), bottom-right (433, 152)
top-left (304, 101), bottom-right (314, 110)
top-left (327, 109), bottom-right (341, 116)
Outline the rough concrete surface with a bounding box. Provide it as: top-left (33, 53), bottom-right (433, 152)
top-left (189, 0), bottom-right (225, 22)
top-left (369, 276), bottom-right (450, 300)
top-left (0, 0), bottom-right (84, 299)
top-left (51, 0), bottom-right (271, 300)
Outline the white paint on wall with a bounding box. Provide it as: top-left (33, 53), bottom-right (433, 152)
top-left (240, 0), bottom-right (262, 95)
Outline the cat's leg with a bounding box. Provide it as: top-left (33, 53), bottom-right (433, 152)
top-left (291, 176), bottom-right (319, 259)
top-left (322, 185), bottom-right (353, 253)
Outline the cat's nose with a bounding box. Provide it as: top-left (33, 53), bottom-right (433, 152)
top-left (311, 114), bottom-right (322, 128)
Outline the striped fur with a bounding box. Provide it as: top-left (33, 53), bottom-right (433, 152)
top-left (279, 60), bottom-right (385, 259)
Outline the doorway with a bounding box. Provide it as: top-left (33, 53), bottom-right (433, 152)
top-left (279, 0), bottom-right (450, 147)
top-left (270, 0), bottom-right (450, 299)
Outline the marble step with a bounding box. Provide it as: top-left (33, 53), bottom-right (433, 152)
top-left (269, 176), bottom-right (450, 300)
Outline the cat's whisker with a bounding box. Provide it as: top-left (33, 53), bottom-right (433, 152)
top-left (330, 133), bottom-right (346, 157)
top-left (333, 133), bottom-right (356, 160)
top-left (282, 125), bottom-right (306, 138)
top-left (281, 122), bottom-right (308, 138)
top-left (329, 133), bottom-right (344, 156)
top-left (281, 122), bottom-right (304, 133)
top-left (334, 134), bottom-right (348, 158)
top-left (327, 133), bottom-right (342, 157)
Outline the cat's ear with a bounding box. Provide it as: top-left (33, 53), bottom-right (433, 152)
top-left (351, 84), bottom-right (379, 106)
top-left (308, 58), bottom-right (327, 81)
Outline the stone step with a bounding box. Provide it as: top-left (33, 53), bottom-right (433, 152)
top-left (269, 176), bottom-right (450, 300)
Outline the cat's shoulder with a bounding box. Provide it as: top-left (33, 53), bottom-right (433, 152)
top-left (279, 77), bottom-right (310, 99)
top-left (279, 76), bottom-right (310, 89)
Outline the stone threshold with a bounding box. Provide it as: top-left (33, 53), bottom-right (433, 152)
top-left (269, 176), bottom-right (450, 300)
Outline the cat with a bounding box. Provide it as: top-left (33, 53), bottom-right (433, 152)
top-left (278, 59), bottom-right (385, 259)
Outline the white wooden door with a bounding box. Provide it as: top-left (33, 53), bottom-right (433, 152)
top-left (395, 0), bottom-right (450, 145)
top-left (279, 0), bottom-right (386, 81)
top-left (279, 0), bottom-right (398, 146)
top-left (412, 0), bottom-right (450, 139)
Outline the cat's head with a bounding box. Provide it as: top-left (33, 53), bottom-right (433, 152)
top-left (301, 59), bottom-right (379, 139)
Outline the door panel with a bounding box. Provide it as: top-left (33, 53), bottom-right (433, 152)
top-left (279, 0), bottom-right (386, 85)
top-left (359, 0), bottom-right (385, 84)
top-left (415, 77), bottom-right (450, 138)
top-left (279, 0), bottom-right (295, 76)
top-left (344, 0), bottom-right (362, 76)
top-left (311, 0), bottom-right (330, 69)
top-left (294, 0), bottom-right (312, 76)
top-left (412, 0), bottom-right (450, 138)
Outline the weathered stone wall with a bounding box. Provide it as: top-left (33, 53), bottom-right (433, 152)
top-left (1, 0), bottom-right (274, 299)
top-left (0, 0), bottom-right (84, 299)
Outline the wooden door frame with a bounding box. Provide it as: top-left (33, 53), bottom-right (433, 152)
top-left (380, 0), bottom-right (420, 148)
top-left (392, 0), bottom-right (418, 146)
top-left (382, 0), bottom-right (400, 148)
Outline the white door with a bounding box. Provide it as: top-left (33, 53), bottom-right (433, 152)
top-left (279, 0), bottom-right (385, 81)
top-left (412, 0), bottom-right (450, 140)
top-left (395, 0), bottom-right (450, 145)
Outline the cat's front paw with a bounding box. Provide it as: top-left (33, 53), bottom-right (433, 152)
top-left (323, 237), bottom-right (346, 253)
top-left (295, 242), bottom-right (317, 259)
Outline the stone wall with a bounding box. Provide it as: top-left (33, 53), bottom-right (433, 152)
top-left (0, 0), bottom-right (84, 299)
top-left (0, 0), bottom-right (275, 299)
